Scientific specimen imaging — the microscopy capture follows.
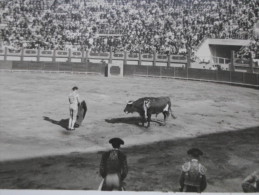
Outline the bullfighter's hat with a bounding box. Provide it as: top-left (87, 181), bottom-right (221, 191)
top-left (109, 137), bottom-right (124, 148)
top-left (72, 86), bottom-right (78, 91)
top-left (187, 148), bottom-right (203, 158)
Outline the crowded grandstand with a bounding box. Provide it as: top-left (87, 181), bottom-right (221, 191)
top-left (0, 0), bottom-right (258, 58)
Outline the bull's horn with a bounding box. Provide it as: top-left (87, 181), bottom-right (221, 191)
top-left (127, 101), bottom-right (133, 105)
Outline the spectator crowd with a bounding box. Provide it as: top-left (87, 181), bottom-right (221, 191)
top-left (0, 0), bottom-right (258, 55)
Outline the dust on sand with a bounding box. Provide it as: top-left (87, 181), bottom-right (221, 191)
top-left (0, 72), bottom-right (259, 192)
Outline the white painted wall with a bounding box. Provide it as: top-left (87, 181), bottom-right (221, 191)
top-left (141, 61), bottom-right (153, 66)
top-left (126, 61), bottom-right (138, 65)
top-left (195, 38), bottom-right (251, 63)
top-left (23, 57), bottom-right (37, 61)
top-left (156, 62), bottom-right (167, 66)
top-left (195, 38), bottom-right (211, 62)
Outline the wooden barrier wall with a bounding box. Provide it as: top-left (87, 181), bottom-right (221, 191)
top-left (123, 65), bottom-right (259, 87)
top-left (0, 61), bottom-right (258, 88)
top-left (0, 50), bottom-right (258, 88)
top-left (0, 61), bottom-right (106, 75)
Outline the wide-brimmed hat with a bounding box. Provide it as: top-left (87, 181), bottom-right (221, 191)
top-left (72, 86), bottom-right (78, 90)
top-left (109, 137), bottom-right (124, 146)
top-left (187, 148), bottom-right (203, 157)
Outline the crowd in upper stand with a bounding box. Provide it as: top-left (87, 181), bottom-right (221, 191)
top-left (0, 0), bottom-right (258, 56)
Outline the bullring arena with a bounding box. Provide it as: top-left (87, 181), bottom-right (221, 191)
top-left (0, 70), bottom-right (258, 192)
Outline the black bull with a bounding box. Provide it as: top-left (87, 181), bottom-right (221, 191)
top-left (124, 97), bottom-right (176, 127)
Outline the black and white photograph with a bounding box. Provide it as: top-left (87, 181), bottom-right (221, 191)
top-left (0, 0), bottom-right (259, 194)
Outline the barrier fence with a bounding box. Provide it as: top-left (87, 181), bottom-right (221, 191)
top-left (0, 48), bottom-right (189, 67)
top-left (124, 65), bottom-right (259, 87)
top-left (0, 60), bottom-right (258, 88)
top-left (7, 61), bottom-right (106, 75)
top-left (0, 48), bottom-right (258, 88)
top-left (1, 48), bottom-right (258, 73)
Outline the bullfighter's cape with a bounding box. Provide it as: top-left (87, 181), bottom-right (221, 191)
top-left (75, 100), bottom-right (87, 127)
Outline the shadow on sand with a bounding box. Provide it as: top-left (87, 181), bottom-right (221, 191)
top-left (105, 117), bottom-right (164, 127)
top-left (43, 116), bottom-right (69, 130)
top-left (0, 126), bottom-right (258, 191)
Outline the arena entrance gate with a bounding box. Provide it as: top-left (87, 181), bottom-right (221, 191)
top-left (107, 60), bottom-right (124, 77)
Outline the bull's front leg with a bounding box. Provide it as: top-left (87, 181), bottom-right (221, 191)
top-left (142, 116), bottom-right (146, 126)
top-left (140, 114), bottom-right (146, 126)
top-left (147, 114), bottom-right (151, 128)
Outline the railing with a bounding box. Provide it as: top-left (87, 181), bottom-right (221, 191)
top-left (1, 48), bottom-right (257, 73)
top-left (207, 33), bottom-right (251, 40)
top-left (0, 48), bottom-right (189, 67)
top-left (212, 56), bottom-right (230, 65)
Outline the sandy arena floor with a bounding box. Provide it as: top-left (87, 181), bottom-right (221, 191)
top-left (0, 71), bottom-right (258, 192)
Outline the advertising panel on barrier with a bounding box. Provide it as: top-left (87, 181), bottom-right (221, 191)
top-left (71, 51), bottom-right (82, 58)
top-left (112, 52), bottom-right (124, 60)
top-left (171, 55), bottom-right (187, 63)
top-left (6, 48), bottom-right (22, 55)
top-left (55, 50), bottom-right (69, 57)
top-left (156, 54), bottom-right (168, 62)
top-left (40, 50), bottom-right (54, 57)
top-left (141, 53), bottom-right (154, 61)
top-left (127, 53), bottom-right (139, 60)
top-left (24, 49), bottom-right (38, 56)
top-left (88, 51), bottom-right (110, 59)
